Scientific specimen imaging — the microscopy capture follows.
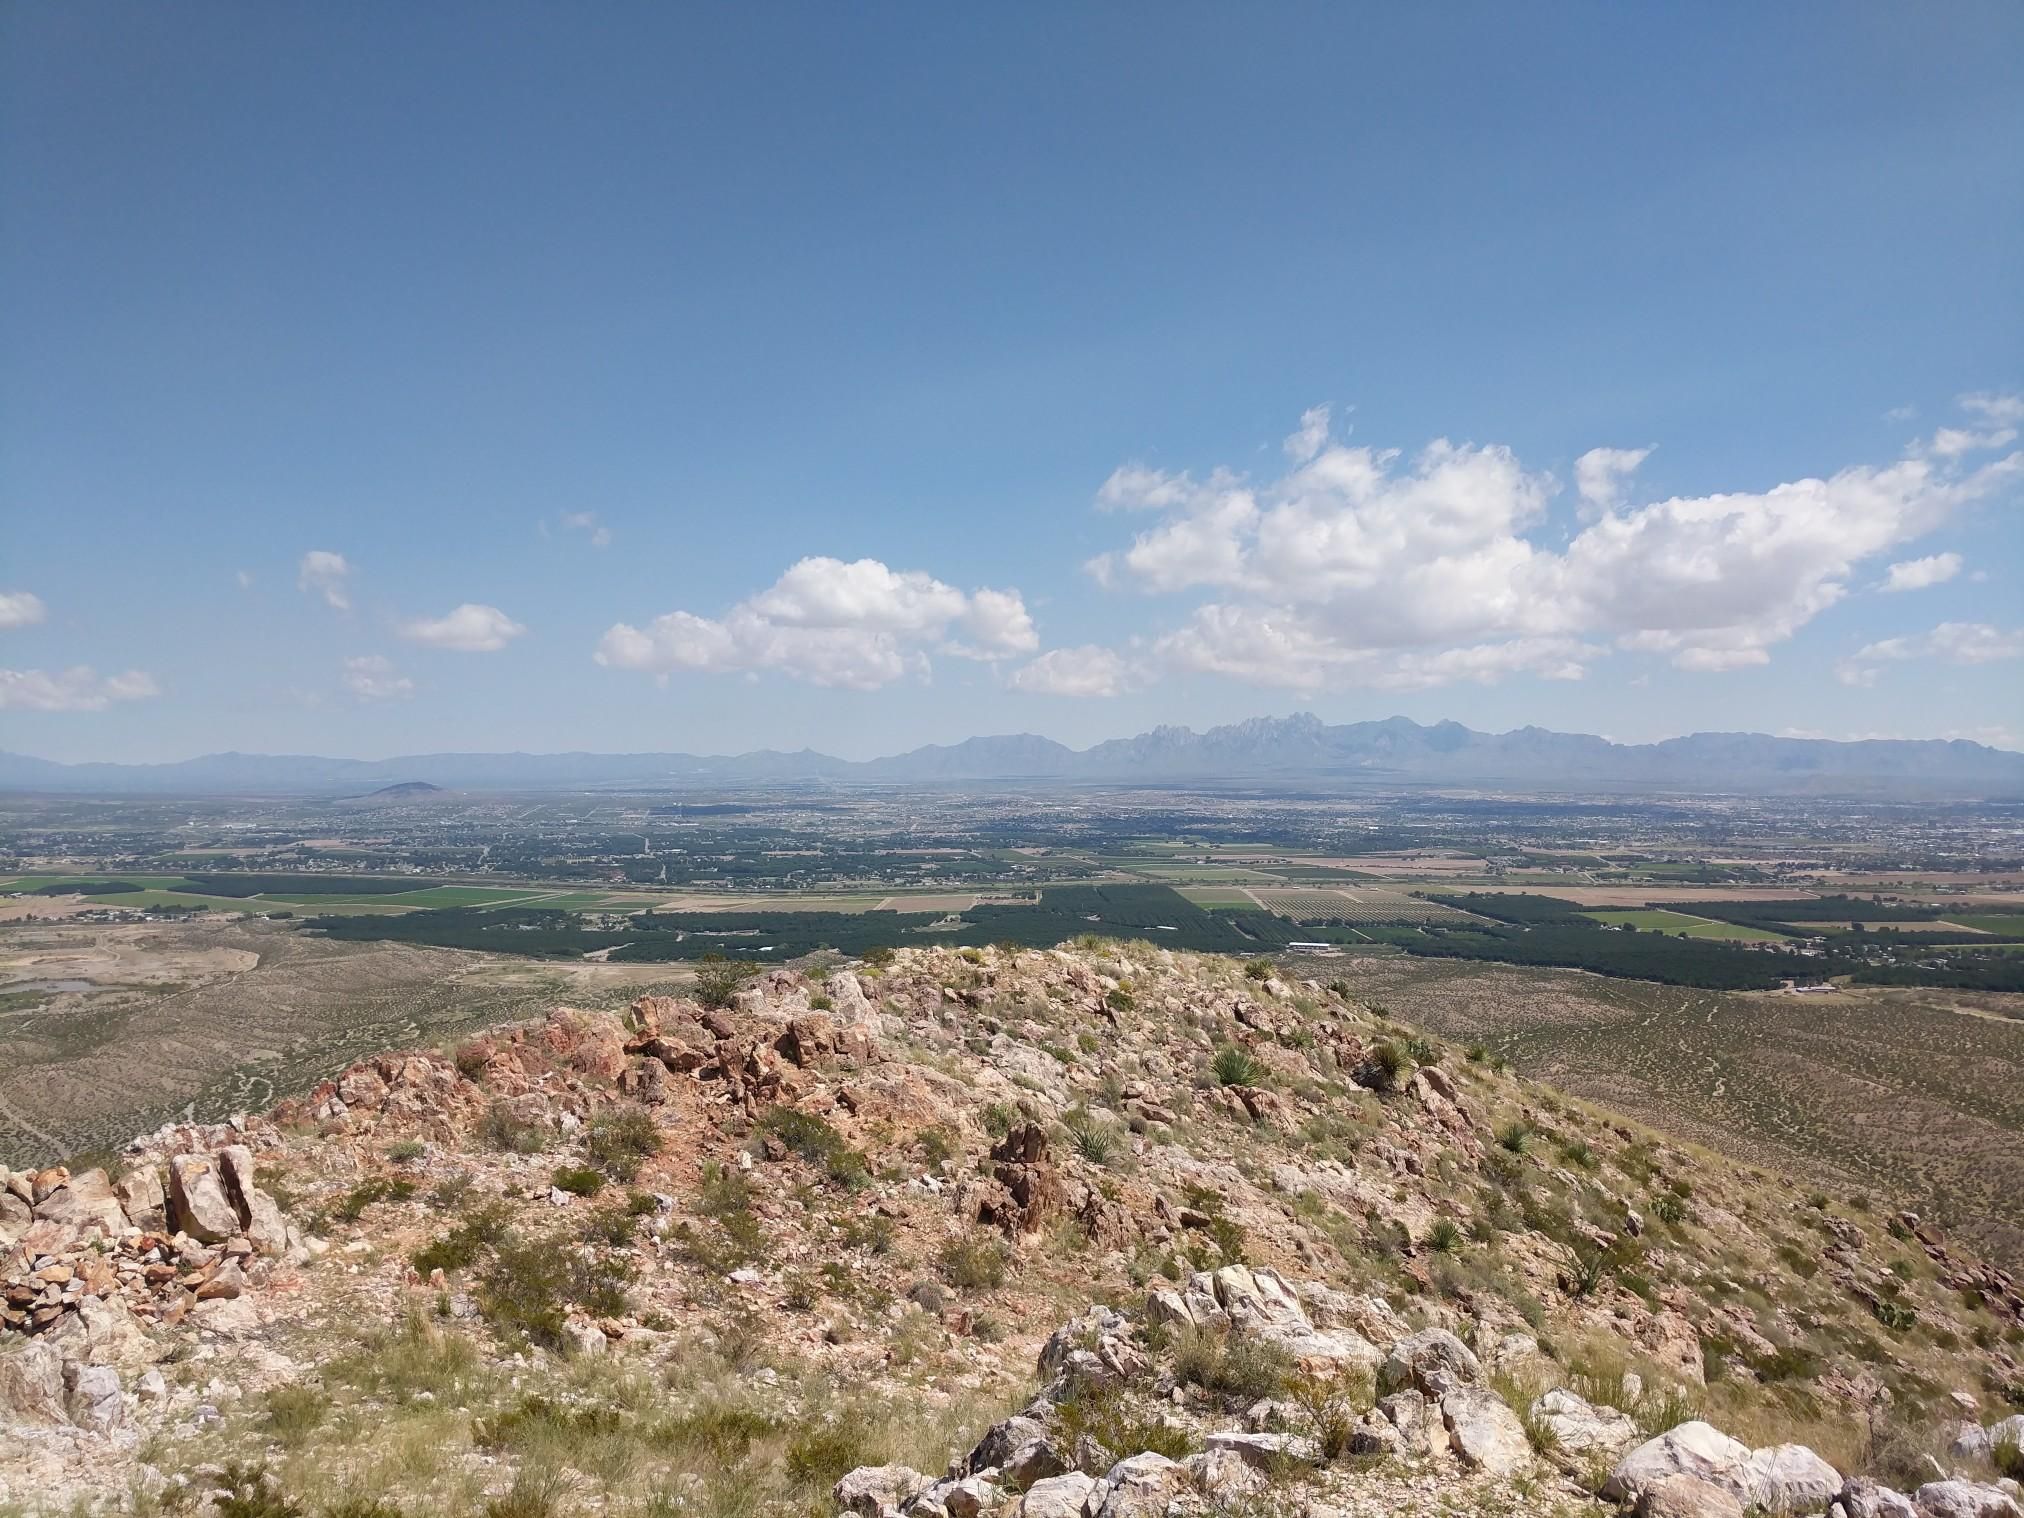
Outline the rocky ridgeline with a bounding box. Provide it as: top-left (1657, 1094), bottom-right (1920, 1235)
top-left (831, 1274), bottom-right (2023, 1518)
top-left (1, 944), bottom-right (2021, 1515)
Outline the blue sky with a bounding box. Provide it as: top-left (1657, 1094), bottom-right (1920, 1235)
top-left (3, 2), bottom-right (2020, 763)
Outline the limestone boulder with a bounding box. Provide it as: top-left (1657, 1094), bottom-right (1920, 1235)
top-left (1605, 1422), bottom-right (1756, 1506)
top-left (1091, 1451), bottom-right (1191, 1518)
top-left (1839, 1479), bottom-right (1919, 1518)
top-left (1017, 1473), bottom-right (1095, 1518)
top-left (166, 1154), bottom-right (239, 1243)
top-left (907, 1474), bottom-right (1001, 1518)
top-left (1442, 1385), bottom-right (1532, 1477)
top-left (0, 1337), bottom-right (68, 1428)
top-left (63, 1363), bottom-right (126, 1436)
top-left (1530, 1387), bottom-right (1639, 1457)
top-left (1378, 1327), bottom-right (1483, 1398)
top-left (1637, 1475), bottom-right (1746, 1518)
top-left (115, 1166), bottom-right (167, 1232)
top-left (32, 1168), bottom-right (130, 1238)
top-left (832, 1464), bottom-right (928, 1518)
top-left (1913, 1482), bottom-right (2023, 1518)
top-left (1743, 1443), bottom-right (1842, 1513)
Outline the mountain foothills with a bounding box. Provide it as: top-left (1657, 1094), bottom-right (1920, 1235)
top-left (6, 716), bottom-right (2023, 795)
top-left (1, 944), bottom-right (2020, 1518)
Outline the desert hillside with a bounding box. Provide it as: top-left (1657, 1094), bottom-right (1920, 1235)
top-left (2, 943), bottom-right (2020, 1518)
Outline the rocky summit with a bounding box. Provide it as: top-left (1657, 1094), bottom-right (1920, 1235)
top-left (1, 943), bottom-right (2020, 1518)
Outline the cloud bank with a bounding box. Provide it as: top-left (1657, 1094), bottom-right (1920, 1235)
top-left (0, 667), bottom-right (159, 712)
top-left (596, 556), bottom-right (1037, 689)
top-left (1071, 399), bottom-right (2020, 691)
top-left (0, 591), bottom-right (47, 630)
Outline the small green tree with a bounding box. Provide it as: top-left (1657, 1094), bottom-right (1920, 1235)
top-left (694, 952), bottom-right (758, 1010)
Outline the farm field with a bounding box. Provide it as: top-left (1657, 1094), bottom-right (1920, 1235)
top-left (1798, 919), bottom-right (1990, 935)
top-left (1174, 885), bottom-right (1266, 909)
top-left (1952, 914), bottom-right (2024, 935)
top-left (1583, 909), bottom-right (1792, 941)
top-left (1448, 884), bottom-right (1824, 906)
top-left (1332, 952), bottom-right (2024, 1271)
top-left (1245, 886), bottom-right (1469, 922)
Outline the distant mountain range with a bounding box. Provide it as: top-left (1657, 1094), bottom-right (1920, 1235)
top-left (4, 715), bottom-right (2022, 797)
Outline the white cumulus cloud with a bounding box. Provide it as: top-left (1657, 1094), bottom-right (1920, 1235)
top-left (341, 655), bottom-right (415, 701)
top-left (0, 591), bottom-right (47, 629)
top-left (1879, 552), bottom-right (1963, 592)
top-left (0, 667), bottom-right (159, 711)
top-left (561, 511), bottom-right (612, 548)
top-left (1009, 645), bottom-right (1132, 697)
top-left (399, 604), bottom-right (527, 652)
top-left (595, 557), bottom-right (1036, 690)
top-left (297, 550), bottom-right (352, 610)
top-left (1573, 446), bottom-right (1652, 515)
top-left (1838, 621), bottom-right (2024, 685)
top-left (1085, 398), bottom-right (2022, 691)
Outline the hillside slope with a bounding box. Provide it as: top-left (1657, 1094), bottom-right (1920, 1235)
top-left (2, 944), bottom-right (2020, 1517)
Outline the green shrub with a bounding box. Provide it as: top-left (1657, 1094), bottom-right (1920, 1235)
top-left (760, 1107), bottom-right (870, 1188)
top-left (410, 1202), bottom-right (512, 1275)
top-left (694, 952), bottom-right (759, 1010)
top-left (1359, 1041), bottom-right (1409, 1093)
top-left (329, 1176), bottom-right (416, 1224)
top-left (1496, 1121), bottom-right (1531, 1154)
top-left (1171, 1326), bottom-right (1294, 1404)
top-left (551, 1165), bottom-right (605, 1198)
top-left (386, 1139), bottom-right (426, 1164)
top-left (937, 1232), bottom-right (1012, 1291)
top-left (1212, 1046), bottom-right (1268, 1087)
top-left (1243, 958), bottom-right (1275, 981)
top-left (784, 1417), bottom-right (871, 1487)
top-left (1557, 1137), bottom-right (1598, 1170)
top-left (1055, 1385), bottom-right (1193, 1468)
top-left (1063, 1105), bottom-right (1123, 1165)
top-left (1995, 1433), bottom-right (2023, 1481)
top-left (1105, 986), bottom-right (1135, 1012)
top-left (479, 1102), bottom-right (545, 1154)
top-left (1426, 1219), bottom-right (1463, 1254)
top-left (261, 1384), bottom-right (329, 1446)
top-left (842, 1212), bottom-right (896, 1255)
top-left (478, 1238), bottom-right (570, 1347)
top-left (584, 1106), bottom-right (662, 1181)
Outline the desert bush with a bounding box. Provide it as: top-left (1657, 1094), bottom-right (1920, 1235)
top-left (694, 952), bottom-right (759, 1009)
top-left (784, 1418), bottom-right (872, 1486)
top-left (585, 1106), bottom-right (662, 1180)
top-left (1212, 1046), bottom-right (1268, 1087)
top-left (1062, 1105), bottom-right (1123, 1165)
top-left (1497, 1121), bottom-right (1531, 1153)
top-left (411, 1202), bottom-right (513, 1275)
top-left (937, 1232), bottom-right (1012, 1291)
top-left (1243, 958), bottom-right (1275, 981)
top-left (426, 1171), bottom-right (476, 1211)
top-left (1994, 1432), bottom-right (2023, 1480)
top-left (1172, 1326), bottom-right (1295, 1404)
top-left (842, 1212), bottom-right (896, 1255)
top-left (328, 1176), bottom-right (416, 1225)
top-left (478, 1237), bottom-right (571, 1347)
top-left (386, 1139), bottom-right (426, 1164)
top-left (1357, 1041), bottom-right (1409, 1093)
top-left (760, 1107), bottom-right (870, 1188)
top-left (1426, 1219), bottom-right (1463, 1254)
top-left (479, 1101), bottom-right (545, 1154)
top-left (1055, 1384), bottom-right (1193, 1468)
top-left (261, 1384), bottom-right (329, 1446)
top-left (551, 1164), bottom-right (605, 1198)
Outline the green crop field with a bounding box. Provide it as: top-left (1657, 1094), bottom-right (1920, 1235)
top-left (1174, 885), bottom-right (1266, 909)
top-left (1953, 914), bottom-right (2024, 935)
top-left (1585, 909), bottom-right (1789, 941)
